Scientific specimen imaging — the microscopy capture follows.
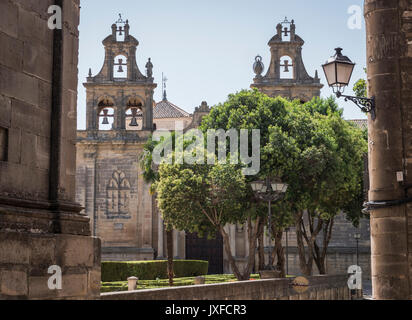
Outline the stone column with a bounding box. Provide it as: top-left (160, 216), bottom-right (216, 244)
top-left (0, 0), bottom-right (100, 299)
top-left (143, 88), bottom-right (154, 131)
top-left (365, 0), bottom-right (412, 300)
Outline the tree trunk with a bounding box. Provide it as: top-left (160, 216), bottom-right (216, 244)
top-left (273, 228), bottom-right (285, 277)
top-left (166, 229), bottom-right (174, 286)
top-left (219, 217), bottom-right (261, 281)
top-left (220, 226), bottom-right (244, 280)
top-left (257, 218), bottom-right (266, 271)
top-left (313, 218), bottom-right (334, 275)
top-left (295, 211), bottom-right (313, 276)
top-left (243, 216), bottom-right (260, 278)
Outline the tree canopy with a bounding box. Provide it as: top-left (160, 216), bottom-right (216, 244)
top-left (141, 89), bottom-right (368, 277)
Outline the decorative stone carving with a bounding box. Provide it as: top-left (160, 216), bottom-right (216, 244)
top-left (146, 58), bottom-right (153, 78)
top-left (253, 55), bottom-right (264, 78)
top-left (106, 170), bottom-right (131, 219)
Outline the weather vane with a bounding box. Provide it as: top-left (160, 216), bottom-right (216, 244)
top-left (115, 13), bottom-right (126, 24)
top-left (162, 73), bottom-right (168, 101)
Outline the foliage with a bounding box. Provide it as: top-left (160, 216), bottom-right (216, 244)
top-left (353, 68), bottom-right (367, 98)
top-left (141, 89), bottom-right (368, 277)
top-left (101, 260), bottom-right (209, 282)
top-left (100, 274), bottom-right (262, 293)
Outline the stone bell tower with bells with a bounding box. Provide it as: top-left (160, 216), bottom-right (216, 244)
top-left (251, 18), bottom-right (323, 102)
top-left (84, 15), bottom-right (157, 133)
top-left (76, 16), bottom-right (159, 262)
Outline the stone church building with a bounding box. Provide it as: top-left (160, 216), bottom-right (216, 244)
top-left (75, 18), bottom-right (371, 277)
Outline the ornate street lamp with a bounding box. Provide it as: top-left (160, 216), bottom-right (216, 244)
top-left (251, 177), bottom-right (288, 272)
top-left (322, 48), bottom-right (376, 120)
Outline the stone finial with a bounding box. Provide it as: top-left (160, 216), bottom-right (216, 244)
top-left (127, 276), bottom-right (138, 291)
top-left (124, 21), bottom-right (130, 38)
top-left (111, 23), bottom-right (117, 38)
top-left (88, 68), bottom-right (92, 78)
top-left (276, 23), bottom-right (283, 38)
top-left (290, 20), bottom-right (296, 40)
top-left (315, 70), bottom-right (319, 80)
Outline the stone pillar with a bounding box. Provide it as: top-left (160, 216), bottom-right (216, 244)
top-left (143, 88), bottom-right (154, 131)
top-left (127, 277), bottom-right (138, 291)
top-left (365, 0), bottom-right (412, 300)
top-left (0, 0), bottom-right (100, 299)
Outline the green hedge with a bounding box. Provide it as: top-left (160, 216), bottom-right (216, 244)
top-left (101, 260), bottom-right (209, 282)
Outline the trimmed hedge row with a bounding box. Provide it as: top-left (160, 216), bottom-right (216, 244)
top-left (101, 260), bottom-right (209, 282)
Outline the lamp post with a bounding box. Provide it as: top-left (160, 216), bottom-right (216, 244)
top-left (354, 232), bottom-right (361, 267)
top-left (322, 48), bottom-right (376, 120)
top-left (251, 177), bottom-right (288, 271)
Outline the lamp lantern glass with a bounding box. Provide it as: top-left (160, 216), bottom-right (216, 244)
top-left (322, 48), bottom-right (355, 94)
top-left (251, 181), bottom-right (265, 193)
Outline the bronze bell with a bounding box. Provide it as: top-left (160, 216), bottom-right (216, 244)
top-left (102, 109), bottom-right (109, 125)
top-left (129, 117), bottom-right (138, 127)
top-left (117, 58), bottom-right (124, 73)
top-left (129, 108), bottom-right (139, 127)
top-left (118, 26), bottom-right (123, 36)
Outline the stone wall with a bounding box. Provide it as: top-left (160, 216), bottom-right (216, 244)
top-left (0, 0), bottom-right (100, 299)
top-left (101, 274), bottom-right (352, 300)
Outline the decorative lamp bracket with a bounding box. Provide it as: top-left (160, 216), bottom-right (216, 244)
top-left (336, 92), bottom-right (376, 120)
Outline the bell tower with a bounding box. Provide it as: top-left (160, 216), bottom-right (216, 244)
top-left (84, 15), bottom-right (157, 132)
top-left (251, 18), bottom-right (323, 102)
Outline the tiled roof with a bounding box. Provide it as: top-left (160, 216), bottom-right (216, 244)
top-left (153, 99), bottom-right (191, 119)
top-left (348, 119), bottom-right (368, 130)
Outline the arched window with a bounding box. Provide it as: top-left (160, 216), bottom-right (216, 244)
top-left (113, 55), bottom-right (127, 79)
top-left (98, 98), bottom-right (115, 130)
top-left (125, 98), bottom-right (143, 130)
top-left (280, 56), bottom-right (294, 79)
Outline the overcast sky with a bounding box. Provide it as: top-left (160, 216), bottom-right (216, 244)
top-left (77, 0), bottom-right (366, 129)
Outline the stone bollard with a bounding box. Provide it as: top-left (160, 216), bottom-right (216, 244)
top-left (194, 276), bottom-right (205, 285)
top-left (127, 276), bottom-right (138, 291)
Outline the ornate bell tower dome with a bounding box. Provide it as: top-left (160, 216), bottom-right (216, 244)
top-left (83, 15), bottom-right (157, 133)
top-left (251, 18), bottom-right (323, 102)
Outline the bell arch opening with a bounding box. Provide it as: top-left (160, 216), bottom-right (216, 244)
top-left (98, 98), bottom-right (115, 130)
top-left (280, 56), bottom-right (294, 79)
top-left (113, 55), bottom-right (128, 79)
top-left (125, 97), bottom-right (143, 130)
